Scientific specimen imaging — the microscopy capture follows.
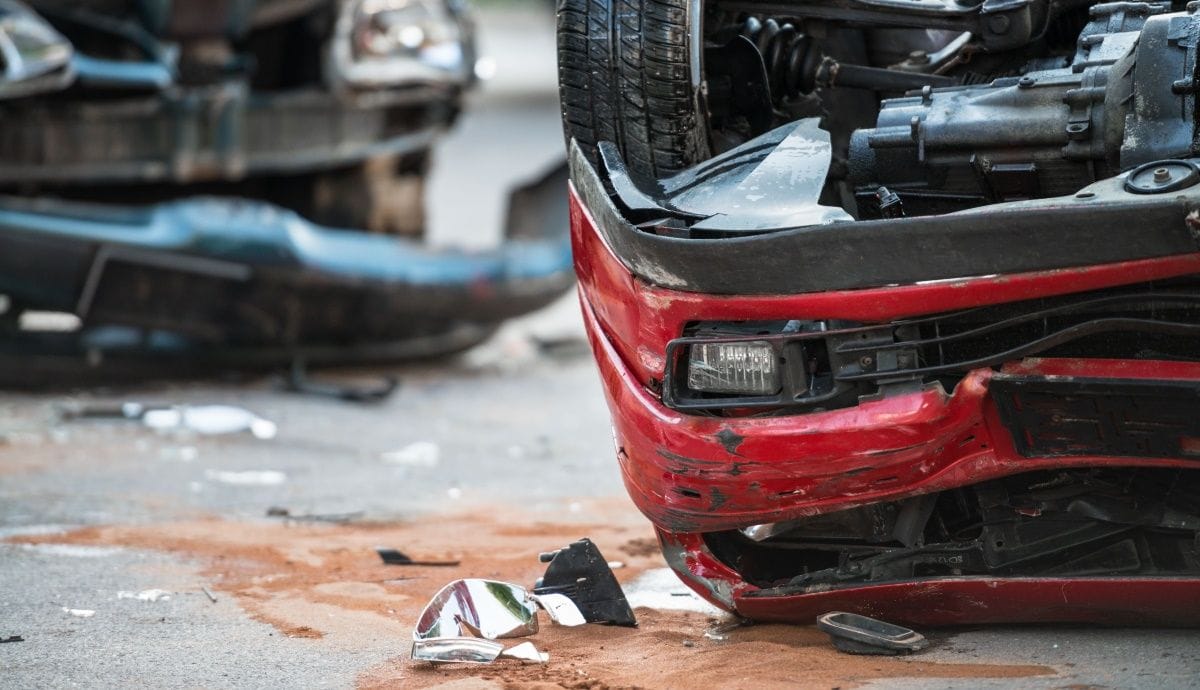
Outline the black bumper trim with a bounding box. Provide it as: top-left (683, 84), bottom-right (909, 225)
top-left (569, 142), bottom-right (1200, 295)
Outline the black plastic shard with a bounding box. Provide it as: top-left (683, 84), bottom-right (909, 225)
top-left (376, 548), bottom-right (460, 567)
top-left (816, 612), bottom-right (928, 655)
top-left (533, 538), bottom-right (637, 627)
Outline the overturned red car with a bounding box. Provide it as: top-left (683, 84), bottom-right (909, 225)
top-left (559, 0), bottom-right (1200, 625)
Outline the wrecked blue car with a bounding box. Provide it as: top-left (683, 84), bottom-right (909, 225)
top-left (0, 0), bottom-right (572, 383)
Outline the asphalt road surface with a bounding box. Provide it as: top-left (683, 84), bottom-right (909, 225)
top-left (2, 8), bottom-right (1199, 689)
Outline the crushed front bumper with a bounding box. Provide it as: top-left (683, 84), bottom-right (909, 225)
top-left (569, 141), bottom-right (1200, 625)
top-left (0, 162), bottom-right (573, 384)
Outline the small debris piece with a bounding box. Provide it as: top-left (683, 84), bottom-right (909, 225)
top-left (0, 636), bottom-right (24, 643)
top-left (607, 560), bottom-right (625, 569)
top-left (144, 405), bottom-right (277, 439)
top-left (59, 402), bottom-right (277, 439)
top-left (704, 618), bottom-right (749, 642)
top-left (381, 441), bottom-right (440, 467)
top-left (533, 593), bottom-right (587, 627)
top-left (500, 641), bottom-right (549, 663)
top-left (682, 640), bottom-right (695, 648)
top-left (56, 401), bottom-right (145, 421)
top-left (118, 589), bottom-right (171, 602)
top-left (816, 611), bottom-right (928, 656)
top-left (283, 358), bottom-right (398, 403)
top-left (534, 538), bottom-right (637, 627)
top-left (62, 607), bottom-right (95, 618)
top-left (205, 470), bottom-right (287, 486)
top-left (376, 547), bottom-right (460, 567)
top-left (202, 587), bottom-right (217, 604)
top-left (265, 506), bottom-right (364, 523)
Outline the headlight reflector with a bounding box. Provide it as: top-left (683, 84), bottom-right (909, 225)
top-left (686, 341), bottom-right (780, 395)
top-left (328, 0), bottom-right (473, 89)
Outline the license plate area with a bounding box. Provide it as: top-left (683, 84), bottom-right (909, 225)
top-left (991, 374), bottom-right (1200, 459)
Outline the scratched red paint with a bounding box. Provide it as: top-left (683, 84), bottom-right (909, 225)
top-left (571, 185), bottom-right (1200, 625)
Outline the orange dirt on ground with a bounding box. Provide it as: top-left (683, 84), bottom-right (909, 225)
top-left (8, 499), bottom-right (1054, 690)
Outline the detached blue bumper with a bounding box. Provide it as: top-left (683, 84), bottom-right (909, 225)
top-left (0, 162), bottom-right (573, 375)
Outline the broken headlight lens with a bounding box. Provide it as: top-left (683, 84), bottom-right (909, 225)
top-left (328, 0), bottom-right (473, 89)
top-left (686, 341), bottom-right (780, 395)
top-left (0, 0), bottom-right (74, 99)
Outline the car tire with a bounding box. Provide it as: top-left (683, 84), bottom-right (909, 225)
top-left (557, 0), bottom-right (711, 180)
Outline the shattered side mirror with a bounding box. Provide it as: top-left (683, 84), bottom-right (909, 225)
top-left (411, 579), bottom-right (541, 663)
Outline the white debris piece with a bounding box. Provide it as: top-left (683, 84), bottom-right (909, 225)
top-left (62, 607), bottom-right (95, 618)
top-left (117, 589), bottom-right (171, 602)
top-left (500, 641), bottom-right (548, 663)
top-left (533, 593), bottom-right (587, 627)
top-left (204, 470), bottom-right (288, 486)
top-left (22, 544), bottom-right (123, 558)
top-left (143, 405), bottom-right (277, 440)
top-left (381, 441), bottom-right (440, 467)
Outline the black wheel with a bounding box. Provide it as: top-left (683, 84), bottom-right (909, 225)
top-left (557, 0), bottom-right (711, 180)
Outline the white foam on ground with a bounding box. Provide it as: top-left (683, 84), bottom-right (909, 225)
top-left (623, 568), bottom-right (726, 615)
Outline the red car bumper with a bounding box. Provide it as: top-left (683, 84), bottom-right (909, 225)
top-left (570, 168), bottom-right (1200, 625)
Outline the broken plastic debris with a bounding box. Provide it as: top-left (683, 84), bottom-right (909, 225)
top-left (0, 636), bottom-right (23, 643)
top-left (202, 587), bottom-right (217, 603)
top-left (531, 593), bottom-right (587, 627)
top-left (118, 589), bottom-right (171, 602)
top-left (381, 441), bottom-right (440, 467)
top-left (62, 607), bottom-right (95, 618)
top-left (534, 538), bottom-right (636, 627)
top-left (266, 507), bottom-right (364, 523)
top-left (816, 611), bottom-right (928, 656)
top-left (704, 619), bottom-right (748, 642)
top-left (500, 641), bottom-right (548, 663)
top-left (412, 579), bottom-right (540, 663)
top-left (142, 405), bottom-right (277, 439)
top-left (204, 470), bottom-right (287, 486)
top-left (376, 547), bottom-right (460, 567)
top-left (283, 358), bottom-right (398, 403)
top-left (60, 402), bottom-right (277, 439)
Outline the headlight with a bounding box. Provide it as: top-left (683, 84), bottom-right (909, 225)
top-left (0, 0), bottom-right (73, 97)
top-left (686, 341), bottom-right (781, 395)
top-left (327, 0), bottom-right (474, 89)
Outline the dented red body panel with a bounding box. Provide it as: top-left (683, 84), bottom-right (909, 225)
top-left (570, 184), bottom-right (1200, 625)
top-left (661, 530), bottom-right (1200, 626)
